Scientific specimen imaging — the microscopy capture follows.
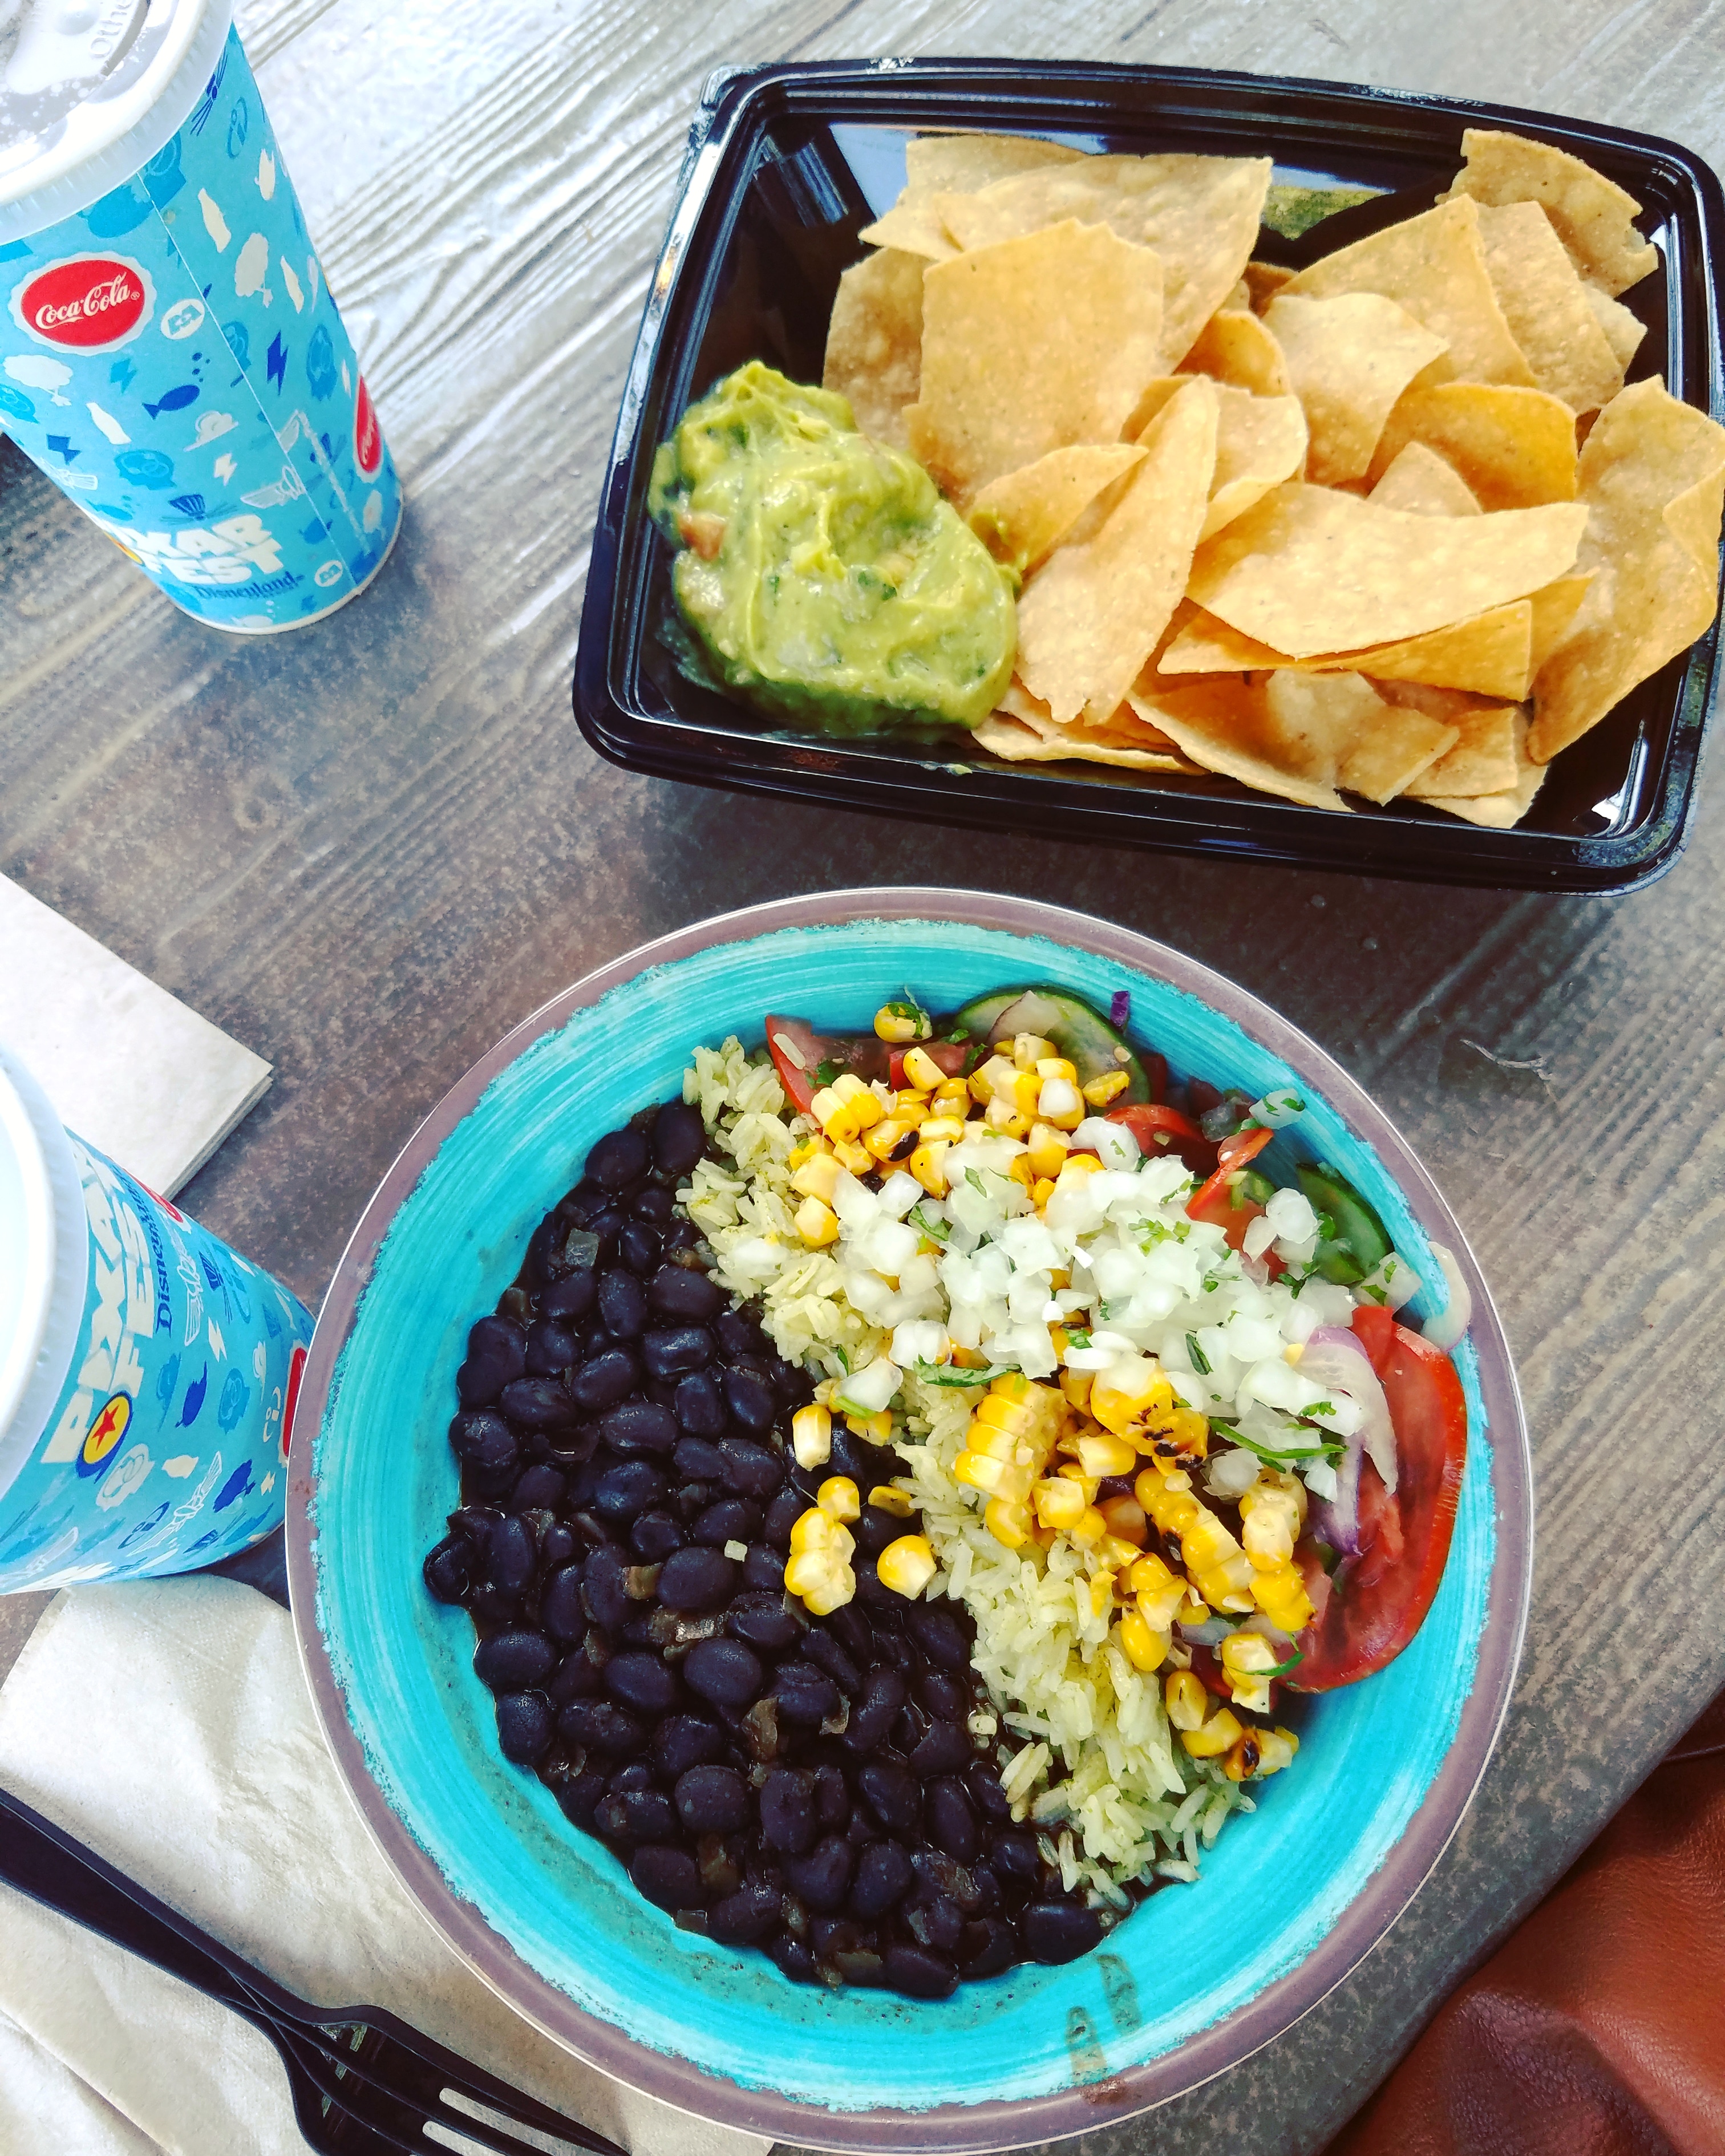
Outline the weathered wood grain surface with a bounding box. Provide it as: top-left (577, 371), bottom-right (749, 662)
top-left (3, 0), bottom-right (1724, 2147)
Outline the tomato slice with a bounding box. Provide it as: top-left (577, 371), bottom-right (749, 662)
top-left (1107, 1102), bottom-right (1216, 1176)
top-left (887, 1040), bottom-right (972, 1090)
top-left (763, 1016), bottom-right (886, 1115)
top-left (1217, 1125), bottom-right (1274, 1176)
top-left (1287, 1314), bottom-right (1468, 1691)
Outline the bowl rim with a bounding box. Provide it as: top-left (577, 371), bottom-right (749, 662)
top-left (286, 886), bottom-right (1534, 2152)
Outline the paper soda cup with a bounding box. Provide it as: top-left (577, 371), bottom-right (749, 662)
top-left (0, 0), bottom-right (402, 631)
top-left (0, 1046), bottom-right (314, 1591)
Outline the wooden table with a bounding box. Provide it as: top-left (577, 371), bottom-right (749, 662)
top-left (3, 0), bottom-right (1723, 2146)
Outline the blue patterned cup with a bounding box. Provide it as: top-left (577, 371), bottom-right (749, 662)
top-left (0, 1), bottom-right (400, 630)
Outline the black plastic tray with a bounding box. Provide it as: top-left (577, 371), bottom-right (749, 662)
top-left (573, 59), bottom-right (1725, 893)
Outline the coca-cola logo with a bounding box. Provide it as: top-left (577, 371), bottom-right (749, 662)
top-left (354, 375), bottom-right (382, 477)
top-left (9, 254), bottom-right (153, 352)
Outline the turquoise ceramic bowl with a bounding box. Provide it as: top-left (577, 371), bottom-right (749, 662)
top-left (288, 889), bottom-right (1531, 2151)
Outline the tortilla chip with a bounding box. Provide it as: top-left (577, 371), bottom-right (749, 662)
top-left (973, 711), bottom-right (1190, 771)
top-left (1243, 260), bottom-right (1294, 313)
top-left (1367, 382), bottom-right (1580, 508)
top-left (1404, 700), bottom-right (1522, 795)
top-left (968, 444), bottom-right (1147, 575)
top-left (1526, 572), bottom-right (1595, 671)
top-left (904, 221), bottom-right (1164, 504)
top-left (1441, 129), bottom-right (1659, 298)
top-left (936, 153), bottom-right (1272, 370)
top-left (1426, 713), bottom-right (1548, 826)
top-left (1529, 378), bottom-right (1725, 760)
top-left (1128, 677), bottom-right (1350, 809)
top-left (1180, 308), bottom-right (1291, 397)
top-left (1202, 386), bottom-right (1309, 540)
top-left (823, 249), bottom-right (926, 452)
top-left (1475, 201), bottom-right (1626, 416)
top-left (858, 198), bottom-right (961, 261)
top-left (1263, 291), bottom-right (1449, 484)
top-left (1261, 669), bottom-right (1457, 801)
top-left (1282, 197), bottom-right (1534, 388)
top-left (1017, 377), bottom-right (1219, 723)
top-left (904, 133), bottom-right (1082, 197)
top-left (1187, 481), bottom-right (1589, 657)
top-left (1369, 441), bottom-right (1482, 516)
top-left (1585, 285), bottom-right (1647, 370)
top-left (1163, 591), bottom-right (1534, 698)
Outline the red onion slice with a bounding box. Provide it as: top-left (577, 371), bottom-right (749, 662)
top-left (1299, 1325), bottom-right (1399, 1557)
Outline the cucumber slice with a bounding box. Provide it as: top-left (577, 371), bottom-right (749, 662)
top-left (947, 985), bottom-right (1151, 1104)
top-left (1296, 1162), bottom-right (1392, 1284)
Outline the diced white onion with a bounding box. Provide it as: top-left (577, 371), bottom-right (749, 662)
top-left (1203, 1446), bottom-right (1261, 1498)
top-left (876, 1170), bottom-right (921, 1219)
top-left (835, 1356), bottom-right (901, 1413)
top-left (830, 1170), bottom-right (879, 1227)
top-left (1423, 1242), bottom-right (1473, 1351)
top-left (1242, 1214), bottom-right (1277, 1259)
top-left (1072, 1116), bottom-right (1140, 1169)
top-left (1249, 1086), bottom-right (1306, 1129)
top-left (1360, 1249), bottom-right (1421, 1311)
top-left (891, 1320), bottom-right (947, 1367)
top-left (1264, 1186), bottom-right (1317, 1242)
top-left (1039, 1077), bottom-right (1083, 1124)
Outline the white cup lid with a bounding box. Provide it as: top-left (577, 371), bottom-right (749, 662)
top-left (0, 0), bottom-right (233, 242)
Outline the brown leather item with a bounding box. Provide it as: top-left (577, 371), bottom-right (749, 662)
top-left (1333, 1689), bottom-right (1725, 2156)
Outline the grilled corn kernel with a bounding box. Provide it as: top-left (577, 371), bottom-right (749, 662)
top-left (1025, 1122), bottom-right (1071, 1181)
top-left (788, 1506), bottom-right (851, 1558)
top-left (907, 1140), bottom-right (950, 1196)
top-left (967, 1053), bottom-right (1017, 1104)
top-left (916, 1115), bottom-right (968, 1143)
top-left (864, 1117), bottom-right (920, 1164)
top-left (1070, 1505), bottom-right (1108, 1546)
top-left (1220, 1629), bottom-right (1281, 1713)
top-left (1180, 1705), bottom-right (1244, 1759)
top-left (1076, 1430), bottom-right (1138, 1479)
top-left (1119, 1607), bottom-right (1170, 1672)
top-left (983, 1496), bottom-right (1032, 1548)
top-left (892, 1091), bottom-right (930, 1124)
top-left (1164, 1669), bottom-right (1208, 1731)
top-left (817, 1476), bottom-right (861, 1523)
top-left (1058, 1366), bottom-right (1093, 1408)
top-left (845, 1409), bottom-right (894, 1445)
top-left (933, 1076), bottom-right (971, 1109)
top-left (1090, 1357), bottom-right (1174, 1438)
top-left (794, 1195), bottom-right (839, 1246)
top-left (1254, 1727), bottom-right (1299, 1778)
top-left (1088, 1569), bottom-right (1116, 1616)
top-left (1097, 1494), bottom-right (1148, 1545)
top-left (868, 1484), bottom-right (914, 1517)
top-left (901, 1045), bottom-right (947, 1091)
top-left (1032, 1177), bottom-right (1058, 1210)
top-left (878, 1534), bottom-right (937, 1597)
top-left (791, 1403), bottom-right (832, 1470)
top-left (787, 1137), bottom-right (823, 1169)
top-left (1134, 1404), bottom-right (1212, 1465)
top-left (1056, 1152), bottom-right (1104, 1183)
top-left (1098, 1533), bottom-right (1144, 1571)
top-left (1250, 1562), bottom-right (1315, 1635)
top-left (983, 1096), bottom-right (1031, 1138)
top-left (1082, 1068), bottom-right (1131, 1107)
top-left (785, 1549), bottom-right (856, 1615)
top-left (1032, 1476), bottom-right (1088, 1531)
top-left (830, 1138), bottom-right (872, 1176)
top-left (789, 1150), bottom-right (841, 1203)
top-left (1240, 1473), bottom-right (1305, 1569)
top-left (1012, 1033), bottom-right (1059, 1069)
top-left (874, 1003), bottom-right (930, 1044)
top-left (1128, 1552), bottom-right (1189, 1632)
top-left (1222, 1727), bottom-right (1266, 1782)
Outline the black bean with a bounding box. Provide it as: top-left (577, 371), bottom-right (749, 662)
top-left (661, 1218), bottom-right (702, 1257)
top-left (594, 1462), bottom-right (666, 1524)
top-left (604, 1650), bottom-right (682, 1717)
top-left (511, 1464), bottom-right (567, 1512)
top-left (422, 1534), bottom-right (472, 1604)
top-left (910, 1720), bottom-right (974, 1780)
top-left (969, 1862), bottom-right (1003, 1915)
top-left (969, 1766), bottom-right (1014, 1823)
top-left (694, 1498), bottom-right (760, 1547)
top-left (473, 1628), bottom-right (557, 1692)
top-left (774, 1663), bottom-right (841, 1727)
top-left (763, 1489), bottom-right (804, 1548)
top-left (857, 1760), bottom-right (921, 1839)
top-left (722, 1367), bottom-right (775, 1432)
top-left (588, 1126), bottom-right (650, 1190)
top-left (582, 1546), bottom-right (631, 1631)
top-left (841, 1668), bottom-right (907, 1754)
top-left (759, 1768), bottom-right (817, 1854)
top-left (651, 1715), bottom-right (724, 1779)
top-left (607, 1760), bottom-right (657, 1794)
top-left (801, 1631), bottom-right (861, 1697)
top-left (906, 1602), bottom-right (970, 1672)
top-left (926, 1778), bottom-right (979, 1866)
top-left (540, 1564), bottom-right (587, 1643)
top-left (554, 1766), bottom-right (607, 1829)
top-left (647, 1266), bottom-right (723, 1322)
top-left (568, 1351), bottom-right (638, 1412)
top-left (714, 1310), bottom-right (767, 1361)
top-left (987, 1830), bottom-right (1038, 1886)
top-left (594, 1404), bottom-right (673, 1463)
top-left (767, 1933), bottom-right (817, 1983)
top-left (674, 1763), bottom-right (751, 1834)
top-left (619, 1222), bottom-right (663, 1277)
top-left (540, 1523), bottom-right (576, 1571)
top-left (821, 1601), bottom-right (869, 1662)
top-left (672, 1373), bottom-right (727, 1438)
top-left (658, 1546), bottom-right (738, 1615)
top-left (556, 1699), bottom-right (645, 1755)
top-left (500, 1377), bottom-right (578, 1432)
top-left (915, 1668), bottom-right (969, 1720)
top-left (708, 1880), bottom-right (783, 1945)
top-left (492, 1690), bottom-right (552, 1764)
top-left (908, 1891), bottom-right (966, 1952)
top-left (448, 1413), bottom-right (519, 1478)
top-left (560, 1176), bottom-right (605, 1221)
top-left (651, 1100), bottom-right (706, 1177)
top-left (524, 1320), bottom-right (577, 1377)
top-left (597, 1271), bottom-right (648, 1339)
top-left (783, 1834), bottom-right (853, 1913)
top-left (727, 1595), bottom-right (801, 1654)
top-left (629, 1511), bottom-right (683, 1562)
top-left (457, 1316), bottom-right (527, 1405)
top-left (581, 1206), bottom-right (625, 1264)
top-left (1021, 1900), bottom-right (1104, 1964)
top-left (849, 1838), bottom-right (914, 1920)
top-left (596, 1788), bottom-right (679, 1843)
top-left (891, 1706), bottom-right (924, 1758)
top-left (717, 1438), bottom-right (781, 1498)
top-left (848, 1511), bottom-right (897, 1570)
top-left (540, 1271), bottom-right (596, 1322)
top-left (683, 1637), bottom-right (763, 1711)
top-left (485, 1515), bottom-right (537, 1598)
top-left (468, 1582), bottom-right (519, 1625)
top-left (631, 1844), bottom-right (704, 1911)
top-left (631, 1185), bottom-right (675, 1224)
top-left (643, 1326), bottom-right (716, 1379)
top-left (673, 1436), bottom-right (727, 1482)
top-left (960, 1918), bottom-right (1018, 1977)
top-left (742, 1544), bottom-right (785, 1593)
top-left (885, 1943), bottom-right (958, 2000)
top-left (549, 1646), bottom-right (602, 1703)
top-left (809, 1764), bottom-right (847, 1830)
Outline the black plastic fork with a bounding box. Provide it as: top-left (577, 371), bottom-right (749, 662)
top-left (0, 1785), bottom-right (629, 2156)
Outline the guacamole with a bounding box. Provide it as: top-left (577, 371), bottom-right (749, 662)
top-left (648, 362), bottom-right (1017, 734)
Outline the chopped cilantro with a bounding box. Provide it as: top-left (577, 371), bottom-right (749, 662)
top-left (915, 1362), bottom-right (1003, 1387)
top-left (965, 1167), bottom-right (987, 1195)
top-left (1186, 1332), bottom-right (1212, 1376)
top-left (1211, 1419), bottom-right (1344, 1465)
top-left (814, 1059), bottom-right (839, 1087)
top-left (833, 1345), bottom-right (851, 1374)
top-left (907, 1203), bottom-right (949, 1243)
